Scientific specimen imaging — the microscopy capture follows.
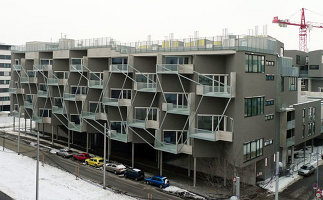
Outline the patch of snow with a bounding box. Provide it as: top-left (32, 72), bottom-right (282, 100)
top-left (0, 147), bottom-right (134, 200)
top-left (164, 186), bottom-right (205, 200)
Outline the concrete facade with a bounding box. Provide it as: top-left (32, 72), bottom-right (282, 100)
top-left (0, 44), bottom-right (11, 111)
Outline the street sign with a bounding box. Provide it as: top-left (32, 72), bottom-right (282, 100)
top-left (315, 188), bottom-right (322, 199)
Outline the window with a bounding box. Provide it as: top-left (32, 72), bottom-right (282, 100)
top-left (308, 122), bottom-right (315, 136)
top-left (0, 55), bottom-right (11, 60)
top-left (309, 65), bottom-right (319, 70)
top-left (244, 96), bottom-right (264, 117)
top-left (111, 121), bottom-right (127, 134)
top-left (135, 107), bottom-right (158, 121)
top-left (281, 77), bottom-right (284, 92)
top-left (39, 84), bottom-right (47, 92)
top-left (197, 115), bottom-right (225, 132)
top-left (54, 97), bottom-right (63, 107)
top-left (296, 55), bottom-right (300, 65)
top-left (0, 63), bottom-right (10, 68)
top-left (165, 93), bottom-right (188, 108)
top-left (302, 124), bottom-right (305, 138)
top-left (0, 88), bottom-right (9, 93)
top-left (0, 80), bottom-right (10, 85)
top-left (163, 130), bottom-right (188, 145)
top-left (90, 72), bottom-right (103, 81)
top-left (309, 107), bottom-right (315, 121)
top-left (26, 95), bottom-right (33, 102)
top-left (89, 102), bottom-right (104, 113)
top-left (265, 114), bottom-right (274, 121)
top-left (244, 138), bottom-right (263, 162)
top-left (289, 77), bottom-right (297, 91)
top-left (264, 139), bottom-right (273, 146)
top-left (71, 86), bottom-right (87, 95)
top-left (306, 56), bottom-right (309, 64)
top-left (322, 55), bottom-right (323, 64)
top-left (112, 57), bottom-right (127, 65)
top-left (245, 54), bottom-right (265, 73)
top-left (265, 99), bottom-right (274, 106)
top-left (70, 114), bottom-right (81, 124)
top-left (0, 96), bottom-right (10, 101)
top-left (111, 89), bottom-right (131, 99)
top-left (71, 58), bottom-right (83, 65)
top-left (40, 59), bottom-right (53, 65)
top-left (54, 71), bottom-right (69, 79)
top-left (39, 109), bottom-right (52, 118)
top-left (301, 79), bottom-right (306, 89)
top-left (266, 61), bottom-right (275, 66)
top-left (265, 75), bottom-right (274, 81)
top-left (198, 74), bottom-right (229, 92)
top-left (165, 56), bottom-right (190, 65)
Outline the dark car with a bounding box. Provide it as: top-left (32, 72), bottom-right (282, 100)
top-left (145, 176), bottom-right (169, 188)
top-left (124, 168), bottom-right (145, 181)
top-left (56, 149), bottom-right (74, 158)
top-left (73, 153), bottom-right (91, 162)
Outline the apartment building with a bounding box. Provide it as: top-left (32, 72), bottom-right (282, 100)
top-left (10, 35), bottom-right (321, 185)
top-left (0, 44), bottom-right (11, 111)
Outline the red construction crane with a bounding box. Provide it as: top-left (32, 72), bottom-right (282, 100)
top-left (273, 8), bottom-right (323, 52)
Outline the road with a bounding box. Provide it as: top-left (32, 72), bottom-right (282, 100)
top-left (0, 135), bottom-right (182, 200)
top-left (280, 165), bottom-right (323, 200)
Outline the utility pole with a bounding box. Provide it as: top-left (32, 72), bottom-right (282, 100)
top-left (317, 148), bottom-right (319, 188)
top-left (103, 123), bottom-right (106, 189)
top-left (275, 151), bottom-right (279, 200)
top-left (236, 176), bottom-right (240, 200)
top-left (36, 124), bottom-right (40, 200)
top-left (18, 112), bottom-right (21, 155)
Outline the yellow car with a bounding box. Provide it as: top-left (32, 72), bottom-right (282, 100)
top-left (85, 157), bottom-right (104, 168)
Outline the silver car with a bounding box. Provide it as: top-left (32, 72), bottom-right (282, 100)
top-left (105, 162), bottom-right (127, 174)
top-left (298, 164), bottom-right (315, 176)
top-left (56, 149), bottom-right (74, 158)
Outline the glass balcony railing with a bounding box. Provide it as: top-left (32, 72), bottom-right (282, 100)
top-left (24, 101), bottom-right (34, 109)
top-left (20, 77), bottom-right (29, 83)
top-left (154, 141), bottom-right (182, 154)
top-left (32, 114), bottom-right (43, 123)
top-left (52, 106), bottom-right (64, 114)
top-left (12, 110), bottom-right (23, 118)
top-left (110, 130), bottom-right (128, 143)
top-left (13, 65), bottom-right (22, 71)
top-left (68, 121), bottom-right (83, 132)
top-left (201, 85), bottom-right (231, 98)
top-left (63, 93), bottom-right (76, 101)
top-left (47, 78), bottom-right (59, 86)
top-left (127, 119), bottom-right (146, 129)
top-left (286, 136), bottom-right (295, 147)
top-left (278, 57), bottom-right (299, 77)
top-left (37, 90), bottom-right (49, 98)
top-left (163, 103), bottom-right (190, 115)
top-left (33, 64), bottom-right (52, 71)
top-left (9, 88), bottom-right (24, 94)
top-left (156, 64), bottom-right (193, 74)
top-left (88, 80), bottom-right (103, 89)
top-left (70, 64), bottom-right (85, 72)
top-left (109, 64), bottom-right (129, 73)
top-left (102, 97), bottom-right (131, 107)
top-left (135, 82), bottom-right (157, 93)
top-left (81, 111), bottom-right (96, 120)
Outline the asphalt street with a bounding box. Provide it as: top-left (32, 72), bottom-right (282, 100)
top-left (0, 135), bottom-right (182, 200)
top-left (280, 165), bottom-right (323, 200)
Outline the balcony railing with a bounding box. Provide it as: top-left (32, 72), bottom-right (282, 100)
top-left (109, 64), bottom-right (130, 73)
top-left (162, 103), bottom-right (190, 116)
top-left (20, 77), bottom-right (37, 84)
top-left (156, 64), bottom-right (193, 74)
top-left (68, 121), bottom-right (83, 132)
top-left (127, 118), bottom-right (159, 129)
top-left (278, 57), bottom-right (299, 77)
top-left (33, 64), bottom-right (52, 71)
top-left (63, 93), bottom-right (87, 101)
top-left (13, 65), bottom-right (22, 71)
top-left (286, 136), bottom-right (295, 147)
top-left (52, 106), bottom-right (65, 114)
top-left (9, 88), bottom-right (25, 94)
top-left (88, 80), bottom-right (103, 89)
top-left (81, 111), bottom-right (107, 121)
top-left (70, 65), bottom-right (86, 72)
top-left (37, 90), bottom-right (49, 98)
top-left (110, 130), bottom-right (128, 143)
top-left (12, 110), bottom-right (24, 118)
top-left (24, 100), bottom-right (34, 109)
top-left (102, 97), bottom-right (131, 107)
top-left (47, 77), bottom-right (68, 86)
top-left (154, 140), bottom-right (192, 155)
top-left (134, 82), bottom-right (157, 93)
top-left (287, 120), bottom-right (295, 130)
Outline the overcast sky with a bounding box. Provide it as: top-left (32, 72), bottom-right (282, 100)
top-left (1, 0), bottom-right (323, 51)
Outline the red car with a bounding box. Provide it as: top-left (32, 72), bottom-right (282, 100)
top-left (73, 153), bottom-right (91, 162)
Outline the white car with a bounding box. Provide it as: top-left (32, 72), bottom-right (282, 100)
top-left (105, 162), bottom-right (127, 174)
top-left (298, 164), bottom-right (315, 176)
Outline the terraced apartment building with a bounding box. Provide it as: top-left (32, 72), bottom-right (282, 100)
top-left (0, 44), bottom-right (11, 111)
top-left (10, 35), bottom-right (321, 185)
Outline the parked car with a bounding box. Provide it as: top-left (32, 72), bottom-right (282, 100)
top-left (85, 157), bottom-right (104, 168)
top-left (105, 162), bottom-right (127, 174)
top-left (124, 168), bottom-right (145, 181)
top-left (145, 176), bottom-right (169, 188)
top-left (73, 153), bottom-right (91, 162)
top-left (56, 149), bottom-right (74, 158)
top-left (298, 164), bottom-right (315, 176)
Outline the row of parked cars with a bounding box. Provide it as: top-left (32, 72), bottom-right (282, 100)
top-left (55, 148), bottom-right (170, 188)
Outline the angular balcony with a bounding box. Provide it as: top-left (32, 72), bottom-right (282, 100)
top-left (102, 97), bottom-right (131, 107)
top-left (12, 107), bottom-right (25, 118)
top-left (162, 103), bottom-right (190, 116)
top-left (37, 90), bottom-right (49, 98)
top-left (63, 93), bottom-right (86, 101)
top-left (127, 119), bottom-right (159, 129)
top-left (154, 141), bottom-right (192, 155)
top-left (156, 64), bottom-right (193, 74)
top-left (286, 136), bottom-right (295, 147)
top-left (20, 77), bottom-right (37, 84)
top-left (33, 64), bottom-right (52, 71)
top-left (52, 106), bottom-right (65, 114)
top-left (32, 114), bottom-right (51, 124)
top-left (88, 80), bottom-right (103, 89)
top-left (196, 73), bottom-right (236, 98)
top-left (24, 100), bottom-right (35, 109)
top-left (109, 64), bottom-right (131, 73)
top-left (110, 130), bottom-right (129, 143)
top-left (81, 111), bottom-right (107, 121)
top-left (9, 88), bottom-right (25, 94)
top-left (287, 120), bottom-right (295, 130)
top-left (278, 57), bottom-right (299, 77)
top-left (68, 121), bottom-right (84, 132)
top-left (13, 65), bottom-right (22, 71)
top-left (70, 65), bottom-right (87, 72)
top-left (47, 78), bottom-right (68, 86)
top-left (134, 82), bottom-right (157, 93)
top-left (190, 116), bottom-right (233, 142)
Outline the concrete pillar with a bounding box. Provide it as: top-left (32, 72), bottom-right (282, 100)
top-left (42, 124), bottom-right (44, 136)
top-left (193, 157), bottom-right (197, 187)
top-left (107, 137), bottom-right (111, 161)
top-left (86, 132), bottom-right (89, 153)
top-left (68, 130), bottom-right (70, 149)
top-left (30, 119), bottom-right (32, 134)
top-left (131, 143), bottom-right (134, 168)
top-left (56, 126), bottom-right (58, 139)
top-left (157, 150), bottom-right (160, 169)
top-left (51, 126), bottom-right (54, 146)
top-left (224, 159), bottom-right (227, 186)
top-left (304, 142), bottom-right (306, 164)
top-left (24, 118), bottom-right (27, 133)
top-left (282, 147), bottom-right (288, 168)
top-left (13, 116), bottom-right (15, 131)
top-left (71, 132), bottom-right (74, 144)
top-left (291, 146), bottom-right (295, 164)
top-left (188, 155), bottom-right (191, 177)
top-left (311, 139), bottom-right (314, 153)
top-left (159, 151), bottom-right (163, 176)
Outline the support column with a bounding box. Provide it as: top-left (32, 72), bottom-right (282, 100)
top-left (25, 118), bottom-right (27, 133)
top-left (56, 126), bottom-right (58, 139)
top-left (13, 116), bottom-right (15, 131)
top-left (193, 157), bottom-right (197, 187)
top-left (18, 114), bottom-right (20, 155)
top-left (224, 159), bottom-right (227, 186)
top-left (282, 147), bottom-right (288, 168)
top-left (86, 132), bottom-right (89, 153)
top-left (30, 118), bottom-right (32, 134)
top-left (157, 150), bottom-right (160, 169)
top-left (68, 130), bottom-right (70, 149)
top-left (311, 139), bottom-right (314, 153)
top-left (188, 155), bottom-right (191, 177)
top-left (131, 143), bottom-right (134, 168)
top-left (304, 142), bottom-right (306, 164)
top-left (107, 136), bottom-right (111, 161)
top-left (42, 124), bottom-right (44, 136)
top-left (159, 151), bottom-right (163, 176)
top-left (51, 125), bottom-right (54, 146)
top-left (291, 146), bottom-right (295, 164)
top-left (71, 132), bottom-right (74, 144)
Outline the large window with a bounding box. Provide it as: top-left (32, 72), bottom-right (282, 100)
top-left (135, 107), bottom-right (158, 121)
top-left (54, 97), bottom-right (63, 107)
top-left (309, 65), bottom-right (319, 70)
top-left (0, 55), bottom-right (11, 60)
top-left (39, 84), bottom-right (47, 91)
top-left (71, 86), bottom-right (87, 95)
top-left (112, 57), bottom-right (127, 65)
top-left (243, 138), bottom-right (263, 162)
top-left (111, 89), bottom-right (131, 99)
top-left (289, 77), bottom-right (297, 91)
top-left (308, 122), bottom-right (315, 136)
top-left (163, 130), bottom-right (188, 145)
top-left (165, 56), bottom-right (189, 65)
top-left (70, 114), bottom-right (81, 124)
top-left (40, 59), bottom-right (53, 65)
top-left (164, 93), bottom-right (188, 108)
top-left (71, 58), bottom-right (83, 65)
top-left (245, 54), bottom-right (265, 73)
top-left (39, 109), bottom-right (52, 117)
top-left (90, 72), bottom-right (103, 81)
top-left (111, 121), bottom-right (127, 134)
top-left (197, 115), bottom-right (224, 131)
top-left (54, 71), bottom-right (69, 79)
top-left (136, 73), bottom-right (156, 83)
top-left (89, 102), bottom-right (104, 113)
top-left (244, 96), bottom-right (264, 117)
top-left (309, 107), bottom-right (316, 121)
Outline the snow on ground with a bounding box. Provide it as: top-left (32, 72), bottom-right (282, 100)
top-left (259, 145), bottom-right (323, 193)
top-left (164, 186), bottom-right (205, 199)
top-left (0, 147), bottom-right (134, 200)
